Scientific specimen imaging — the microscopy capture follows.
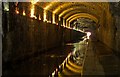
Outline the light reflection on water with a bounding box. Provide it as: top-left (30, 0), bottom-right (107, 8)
top-left (51, 37), bottom-right (88, 76)
top-left (3, 36), bottom-right (88, 76)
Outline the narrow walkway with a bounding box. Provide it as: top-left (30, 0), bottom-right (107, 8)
top-left (83, 39), bottom-right (120, 76)
top-left (83, 40), bottom-right (105, 76)
top-left (92, 40), bottom-right (120, 76)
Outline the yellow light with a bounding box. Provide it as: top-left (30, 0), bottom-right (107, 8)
top-left (52, 13), bottom-right (56, 24)
top-left (30, 5), bottom-right (34, 17)
top-left (66, 62), bottom-right (81, 73)
top-left (30, 4), bottom-right (37, 19)
top-left (44, 10), bottom-right (47, 22)
top-left (68, 60), bottom-right (81, 69)
top-left (52, 71), bottom-right (55, 76)
top-left (59, 16), bottom-right (61, 21)
top-left (44, 2), bottom-right (55, 10)
top-left (53, 8), bottom-right (58, 14)
top-left (23, 10), bottom-right (26, 16)
top-left (30, 0), bottom-right (38, 19)
top-left (4, 2), bottom-right (9, 11)
top-left (47, 21), bottom-right (51, 23)
top-left (31, 0), bottom-right (39, 4)
top-left (63, 19), bottom-right (65, 26)
top-left (53, 3), bottom-right (66, 14)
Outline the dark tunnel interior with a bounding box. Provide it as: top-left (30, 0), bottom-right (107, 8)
top-left (1, 1), bottom-right (120, 77)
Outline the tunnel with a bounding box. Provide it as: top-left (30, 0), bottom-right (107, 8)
top-left (2, 1), bottom-right (120, 77)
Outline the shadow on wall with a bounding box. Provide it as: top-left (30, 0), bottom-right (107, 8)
top-left (2, 12), bottom-right (85, 64)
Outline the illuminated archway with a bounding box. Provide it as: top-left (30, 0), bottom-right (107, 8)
top-left (65, 13), bottom-right (98, 27)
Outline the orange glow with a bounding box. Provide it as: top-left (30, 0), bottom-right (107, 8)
top-left (23, 10), bottom-right (26, 16)
top-left (56, 23), bottom-right (58, 25)
top-left (15, 2), bottom-right (19, 14)
top-left (16, 10), bottom-right (19, 14)
top-left (15, 8), bottom-right (19, 14)
top-left (15, 2), bottom-right (18, 6)
top-left (38, 14), bottom-right (41, 20)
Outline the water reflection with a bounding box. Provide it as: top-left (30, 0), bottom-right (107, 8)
top-left (3, 36), bottom-right (88, 76)
top-left (50, 36), bottom-right (88, 77)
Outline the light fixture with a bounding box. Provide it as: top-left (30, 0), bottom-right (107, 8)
top-left (86, 32), bottom-right (91, 39)
top-left (23, 10), bottom-right (26, 16)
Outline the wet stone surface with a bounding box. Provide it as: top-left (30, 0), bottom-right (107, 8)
top-left (3, 43), bottom-right (75, 76)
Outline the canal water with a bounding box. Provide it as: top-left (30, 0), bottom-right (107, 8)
top-left (3, 37), bottom-right (88, 77)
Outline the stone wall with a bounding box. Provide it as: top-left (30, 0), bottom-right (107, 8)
top-left (110, 2), bottom-right (120, 56)
top-left (96, 2), bottom-right (120, 57)
top-left (2, 12), bottom-right (85, 63)
top-left (114, 15), bottom-right (120, 55)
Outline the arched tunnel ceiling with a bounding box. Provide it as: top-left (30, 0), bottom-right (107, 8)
top-left (59, 6), bottom-right (101, 18)
top-left (66, 13), bottom-right (98, 23)
top-left (37, 2), bottom-right (104, 13)
top-left (37, 2), bottom-right (108, 11)
top-left (36, 2), bottom-right (110, 27)
top-left (52, 2), bottom-right (103, 14)
top-left (62, 8), bottom-right (100, 20)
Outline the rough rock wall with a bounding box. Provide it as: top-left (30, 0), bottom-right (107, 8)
top-left (96, 2), bottom-right (120, 56)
